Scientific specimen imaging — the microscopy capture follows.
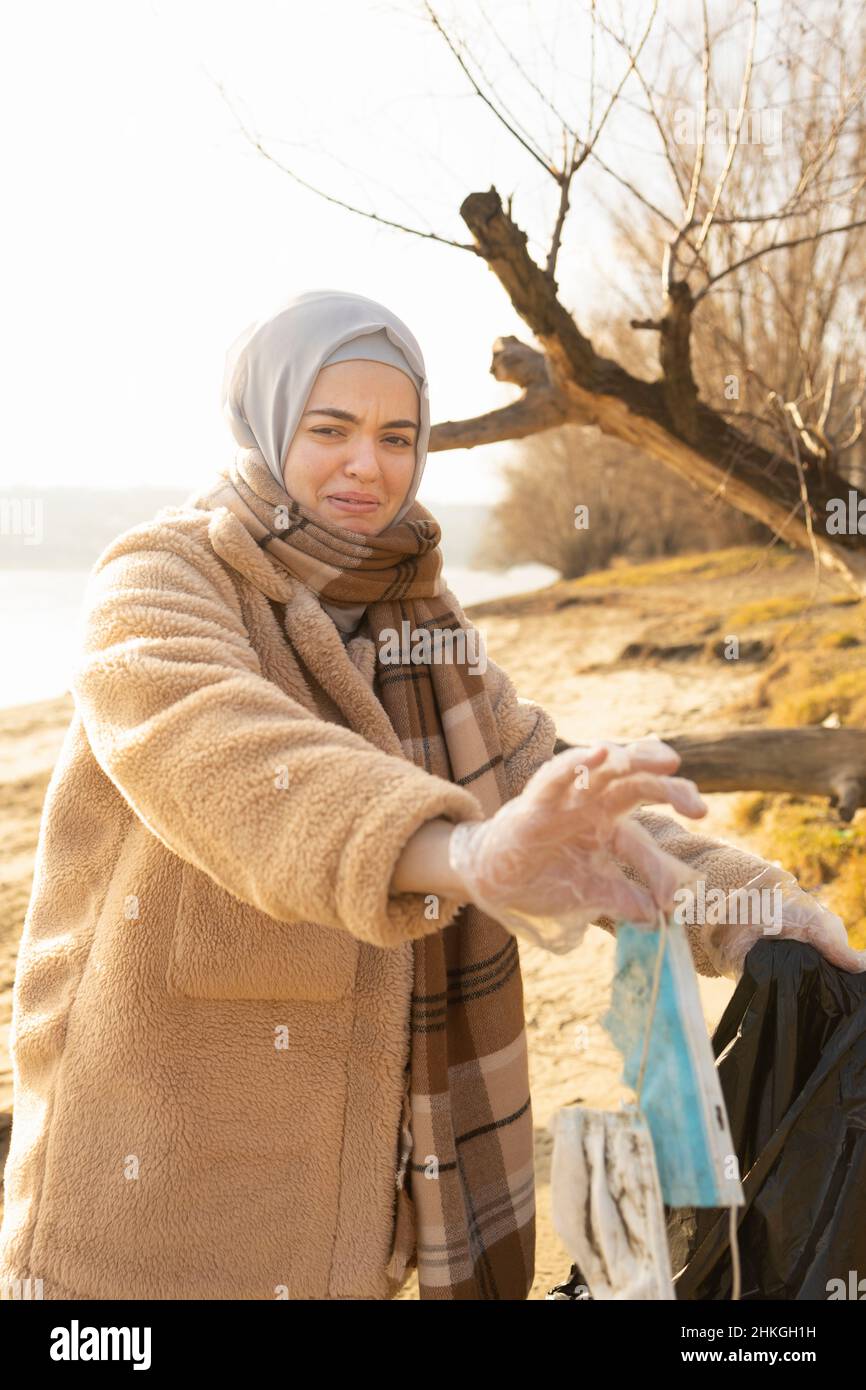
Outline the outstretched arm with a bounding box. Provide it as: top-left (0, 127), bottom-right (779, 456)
top-left (73, 523), bottom-right (487, 952)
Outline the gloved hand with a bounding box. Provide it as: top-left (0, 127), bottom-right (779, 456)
top-left (701, 862), bottom-right (866, 978)
top-left (447, 737), bottom-right (708, 954)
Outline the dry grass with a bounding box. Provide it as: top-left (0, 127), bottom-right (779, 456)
top-left (570, 544), bottom-right (796, 590)
top-left (719, 576), bottom-right (866, 945)
top-left (732, 794), bottom-right (866, 949)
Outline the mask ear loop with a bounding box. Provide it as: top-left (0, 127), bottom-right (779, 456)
top-left (633, 905), bottom-right (667, 1109)
top-left (632, 904), bottom-right (741, 1302)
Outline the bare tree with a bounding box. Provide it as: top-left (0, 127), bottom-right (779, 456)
top-left (604, 0), bottom-right (866, 497)
top-left (475, 424), bottom-right (763, 576)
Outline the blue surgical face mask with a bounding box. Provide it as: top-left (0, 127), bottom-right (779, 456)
top-left (602, 918), bottom-right (745, 1210)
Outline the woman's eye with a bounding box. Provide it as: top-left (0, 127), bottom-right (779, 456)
top-left (312, 427), bottom-right (410, 446)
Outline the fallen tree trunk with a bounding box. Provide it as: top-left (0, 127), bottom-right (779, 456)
top-left (552, 728), bottom-right (866, 822)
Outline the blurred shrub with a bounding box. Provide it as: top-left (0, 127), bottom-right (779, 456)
top-left (475, 425), bottom-right (767, 578)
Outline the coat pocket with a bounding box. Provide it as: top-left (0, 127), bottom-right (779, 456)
top-left (166, 861), bottom-right (360, 1002)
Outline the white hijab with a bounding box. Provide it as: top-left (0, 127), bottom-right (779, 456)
top-left (221, 288), bottom-right (431, 637)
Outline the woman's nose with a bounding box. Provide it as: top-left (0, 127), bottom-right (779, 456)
top-left (343, 438), bottom-right (382, 478)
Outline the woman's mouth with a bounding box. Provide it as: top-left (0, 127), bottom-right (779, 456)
top-left (326, 494), bottom-right (380, 514)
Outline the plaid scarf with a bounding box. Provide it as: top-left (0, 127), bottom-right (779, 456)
top-left (208, 448), bottom-right (535, 1299)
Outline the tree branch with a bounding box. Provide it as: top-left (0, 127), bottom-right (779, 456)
top-left (454, 187), bottom-right (866, 592)
top-left (428, 337), bottom-right (571, 449)
top-left (693, 217), bottom-right (866, 303)
top-left (422, 0), bottom-right (557, 178)
top-left (213, 78), bottom-right (479, 255)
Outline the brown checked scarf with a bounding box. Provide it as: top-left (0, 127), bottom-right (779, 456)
top-left (208, 447), bottom-right (535, 1300)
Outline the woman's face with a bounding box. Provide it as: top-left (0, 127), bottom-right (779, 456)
top-left (282, 359), bottom-right (420, 535)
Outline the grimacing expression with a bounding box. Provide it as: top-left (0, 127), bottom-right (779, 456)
top-left (281, 359), bottom-right (420, 535)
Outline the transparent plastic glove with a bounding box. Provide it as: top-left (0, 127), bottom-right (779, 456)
top-left (702, 862), bottom-right (866, 979)
top-left (447, 738), bottom-right (708, 955)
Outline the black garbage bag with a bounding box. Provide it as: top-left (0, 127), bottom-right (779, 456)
top-left (546, 938), bottom-right (866, 1302)
top-left (669, 937), bottom-right (866, 1301)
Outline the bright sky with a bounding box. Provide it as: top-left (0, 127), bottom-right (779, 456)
top-left (3, 0), bottom-right (701, 506)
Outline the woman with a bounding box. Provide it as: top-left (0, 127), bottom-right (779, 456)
top-left (0, 288), bottom-right (861, 1302)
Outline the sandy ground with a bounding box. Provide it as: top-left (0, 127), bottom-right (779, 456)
top-left (0, 556), bottom-right (785, 1297)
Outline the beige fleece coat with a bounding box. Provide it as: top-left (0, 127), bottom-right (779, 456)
top-left (0, 494), bottom-right (768, 1300)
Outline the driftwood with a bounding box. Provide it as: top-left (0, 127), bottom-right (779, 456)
top-left (552, 728), bottom-right (866, 822)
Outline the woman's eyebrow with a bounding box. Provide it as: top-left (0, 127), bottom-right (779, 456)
top-left (302, 406), bottom-right (419, 430)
